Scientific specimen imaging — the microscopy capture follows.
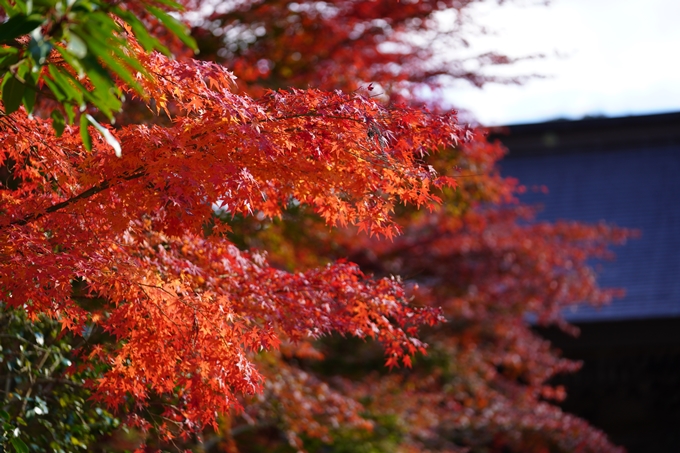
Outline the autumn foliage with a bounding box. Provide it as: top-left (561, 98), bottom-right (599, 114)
top-left (0, 1), bottom-right (630, 452)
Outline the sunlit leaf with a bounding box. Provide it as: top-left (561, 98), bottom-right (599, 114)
top-left (146, 5), bottom-right (198, 52)
top-left (79, 113), bottom-right (92, 151)
top-left (86, 113), bottom-right (121, 157)
top-left (114, 7), bottom-right (170, 55)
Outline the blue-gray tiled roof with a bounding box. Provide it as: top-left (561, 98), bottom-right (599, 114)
top-left (495, 113), bottom-right (680, 322)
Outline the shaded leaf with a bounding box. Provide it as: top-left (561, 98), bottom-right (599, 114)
top-left (51, 109), bottom-right (65, 137)
top-left (0, 47), bottom-right (20, 68)
top-left (0, 14), bottom-right (43, 44)
top-left (1, 73), bottom-right (25, 114)
top-left (10, 437), bottom-right (29, 453)
top-left (48, 65), bottom-right (85, 107)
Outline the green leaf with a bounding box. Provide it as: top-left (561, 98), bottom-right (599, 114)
top-left (22, 84), bottom-right (35, 113)
top-left (0, 47), bottom-right (20, 69)
top-left (79, 55), bottom-right (120, 119)
top-left (57, 71), bottom-right (93, 110)
top-left (86, 113), bottom-right (121, 157)
top-left (63, 103), bottom-right (75, 124)
top-left (146, 5), bottom-right (198, 53)
top-left (42, 76), bottom-right (67, 103)
top-left (70, 0), bottom-right (96, 14)
top-left (88, 38), bottom-right (143, 92)
top-left (55, 45), bottom-right (85, 78)
top-left (51, 110), bottom-right (65, 137)
top-left (80, 55), bottom-right (116, 93)
top-left (0, 14), bottom-right (43, 44)
top-left (48, 65), bottom-right (85, 107)
top-left (77, 23), bottom-right (145, 94)
top-left (0, 0), bottom-right (22, 16)
top-left (113, 7), bottom-right (170, 55)
top-left (2, 73), bottom-right (26, 114)
top-left (0, 409), bottom-right (9, 420)
top-left (148, 0), bottom-right (184, 10)
top-left (17, 62), bottom-right (36, 113)
top-left (10, 437), bottom-right (29, 453)
top-left (80, 114), bottom-right (92, 151)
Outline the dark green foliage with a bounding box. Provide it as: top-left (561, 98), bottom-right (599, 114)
top-left (0, 0), bottom-right (197, 147)
top-left (0, 306), bottom-right (119, 452)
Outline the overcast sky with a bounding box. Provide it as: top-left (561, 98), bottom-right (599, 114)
top-left (444, 0), bottom-right (680, 126)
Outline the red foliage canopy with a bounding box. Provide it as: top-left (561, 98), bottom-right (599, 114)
top-left (0, 1), bottom-right (631, 452)
top-left (0, 33), bottom-right (452, 436)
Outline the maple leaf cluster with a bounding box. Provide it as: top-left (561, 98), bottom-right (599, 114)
top-left (0, 1), bottom-right (632, 452)
top-left (225, 131), bottom-right (630, 453)
top-left (0, 2), bottom-right (455, 445)
top-left (194, 0), bottom-right (538, 102)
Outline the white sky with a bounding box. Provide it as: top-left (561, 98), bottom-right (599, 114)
top-left (444, 0), bottom-right (680, 125)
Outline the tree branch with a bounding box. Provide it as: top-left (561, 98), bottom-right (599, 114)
top-left (2, 168), bottom-right (146, 229)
